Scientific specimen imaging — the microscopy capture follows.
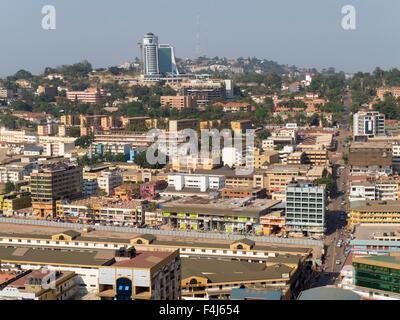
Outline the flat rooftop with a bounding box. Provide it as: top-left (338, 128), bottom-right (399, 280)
top-left (161, 196), bottom-right (281, 217)
top-left (181, 257), bottom-right (294, 283)
top-left (353, 224), bottom-right (400, 240)
top-left (58, 197), bottom-right (146, 209)
top-left (0, 245), bottom-right (116, 267)
top-left (350, 200), bottom-right (400, 211)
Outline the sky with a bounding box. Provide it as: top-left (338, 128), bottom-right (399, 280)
top-left (0, 0), bottom-right (399, 76)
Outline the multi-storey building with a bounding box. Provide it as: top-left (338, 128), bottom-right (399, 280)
top-left (180, 80), bottom-right (226, 106)
top-left (160, 96), bottom-right (197, 110)
top-left (349, 200), bottom-right (400, 229)
top-left (169, 119), bottom-right (198, 132)
top-left (97, 170), bottom-right (123, 196)
top-left (0, 269), bottom-right (77, 300)
top-left (87, 142), bottom-right (132, 159)
top-left (56, 197), bottom-right (149, 225)
top-left (377, 87), bottom-right (400, 100)
top-left (30, 163), bottom-right (83, 217)
top-left (0, 191), bottom-right (31, 214)
top-left (351, 254), bottom-right (400, 299)
top-left (167, 173), bottom-right (225, 192)
top-left (0, 166), bottom-right (24, 183)
top-left (285, 183), bottom-right (327, 236)
top-left (161, 197), bottom-right (281, 234)
top-left (349, 142), bottom-right (392, 176)
top-left (353, 110), bottom-right (385, 139)
top-left (66, 88), bottom-right (106, 104)
top-left (0, 239), bottom-right (181, 300)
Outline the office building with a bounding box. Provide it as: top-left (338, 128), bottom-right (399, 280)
top-left (97, 170), bottom-right (123, 196)
top-left (142, 33), bottom-right (179, 77)
top-left (30, 163), bottom-right (83, 218)
top-left (160, 96), bottom-right (197, 110)
top-left (353, 110), bottom-right (385, 139)
top-left (285, 183), bottom-right (327, 236)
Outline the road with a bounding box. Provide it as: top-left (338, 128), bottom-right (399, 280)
top-left (313, 87), bottom-right (352, 287)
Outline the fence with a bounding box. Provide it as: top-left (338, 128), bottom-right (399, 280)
top-left (0, 217), bottom-right (323, 247)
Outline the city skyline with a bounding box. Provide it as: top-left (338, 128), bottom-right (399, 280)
top-left (1, 0), bottom-right (400, 76)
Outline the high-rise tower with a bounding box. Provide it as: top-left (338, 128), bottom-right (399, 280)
top-left (142, 33), bottom-right (179, 77)
top-left (143, 33), bottom-right (160, 75)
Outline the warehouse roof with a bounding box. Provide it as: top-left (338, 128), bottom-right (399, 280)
top-left (181, 257), bottom-right (294, 284)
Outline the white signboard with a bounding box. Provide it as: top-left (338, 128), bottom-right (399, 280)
top-left (133, 269), bottom-right (150, 287)
top-left (99, 267), bottom-right (115, 285)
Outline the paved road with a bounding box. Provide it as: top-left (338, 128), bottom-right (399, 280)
top-left (313, 87), bottom-right (353, 286)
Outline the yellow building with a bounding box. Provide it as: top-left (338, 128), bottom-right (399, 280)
top-left (200, 120), bottom-right (221, 130)
top-left (253, 150), bottom-right (279, 169)
top-left (230, 120), bottom-right (252, 134)
top-left (349, 200), bottom-right (400, 230)
top-left (145, 119), bottom-right (158, 129)
top-left (0, 192), bottom-right (31, 214)
top-left (61, 115), bottom-right (80, 126)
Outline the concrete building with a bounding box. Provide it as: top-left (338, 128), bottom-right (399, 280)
top-left (30, 163), bottom-right (83, 217)
top-left (353, 110), bottom-right (385, 139)
top-left (377, 87), bottom-right (400, 100)
top-left (98, 170), bottom-right (123, 196)
top-left (180, 80), bottom-right (226, 106)
top-left (0, 239), bottom-right (180, 300)
top-left (56, 197), bottom-right (149, 226)
top-left (285, 183), bottom-right (327, 236)
top-left (0, 268), bottom-right (77, 300)
top-left (349, 200), bottom-right (400, 230)
top-left (87, 142), bottom-right (132, 160)
top-left (349, 142), bottom-right (392, 176)
top-left (161, 196), bottom-right (281, 234)
top-left (169, 119), bottom-right (198, 132)
top-left (160, 96), bottom-right (197, 110)
top-left (66, 88), bottom-right (106, 104)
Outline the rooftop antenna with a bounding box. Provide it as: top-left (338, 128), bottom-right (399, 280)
top-left (196, 13), bottom-right (201, 58)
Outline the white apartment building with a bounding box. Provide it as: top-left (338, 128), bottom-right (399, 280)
top-left (353, 110), bottom-right (385, 138)
top-left (392, 144), bottom-right (400, 173)
top-left (222, 147), bottom-right (246, 167)
top-left (349, 180), bottom-right (399, 202)
top-left (349, 182), bottom-right (376, 202)
top-left (0, 166), bottom-right (24, 183)
top-left (87, 143), bottom-right (132, 158)
top-left (43, 142), bottom-right (76, 157)
top-left (279, 145), bottom-right (296, 164)
top-left (97, 171), bottom-right (123, 195)
top-left (167, 173), bottom-right (225, 192)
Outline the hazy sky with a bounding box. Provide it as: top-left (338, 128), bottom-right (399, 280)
top-left (0, 0), bottom-right (399, 76)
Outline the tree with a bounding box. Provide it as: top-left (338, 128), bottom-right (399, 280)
top-left (342, 153), bottom-right (349, 165)
top-left (75, 134), bottom-right (94, 148)
top-left (96, 187), bottom-right (107, 197)
top-left (315, 177), bottom-right (335, 194)
top-left (5, 182), bottom-right (16, 194)
top-left (67, 127), bottom-right (81, 138)
top-left (115, 153), bottom-right (127, 162)
top-left (258, 129), bottom-right (270, 140)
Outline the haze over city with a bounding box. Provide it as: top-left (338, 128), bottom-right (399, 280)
top-left (1, 0), bottom-right (400, 76)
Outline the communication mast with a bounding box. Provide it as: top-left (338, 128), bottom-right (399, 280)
top-left (196, 13), bottom-right (201, 58)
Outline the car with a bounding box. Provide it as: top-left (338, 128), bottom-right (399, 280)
top-left (336, 260), bottom-right (341, 265)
